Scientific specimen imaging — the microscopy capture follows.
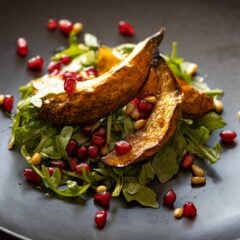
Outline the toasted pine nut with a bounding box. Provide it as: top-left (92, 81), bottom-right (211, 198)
top-left (125, 103), bottom-right (135, 115)
top-left (214, 99), bottom-right (224, 113)
top-left (191, 164), bottom-right (205, 177)
top-left (144, 96), bottom-right (157, 103)
top-left (191, 176), bottom-right (206, 185)
top-left (101, 145), bottom-right (109, 156)
top-left (96, 185), bottom-right (107, 193)
top-left (73, 22), bottom-right (83, 34)
top-left (31, 152), bottom-right (42, 165)
top-left (174, 208), bottom-right (183, 219)
top-left (0, 94), bottom-right (4, 106)
top-left (237, 111), bottom-right (240, 120)
top-left (134, 119), bottom-right (146, 130)
top-left (131, 109), bottom-right (140, 120)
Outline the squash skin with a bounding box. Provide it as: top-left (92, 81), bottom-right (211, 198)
top-left (38, 28), bottom-right (165, 125)
top-left (102, 58), bottom-right (182, 167)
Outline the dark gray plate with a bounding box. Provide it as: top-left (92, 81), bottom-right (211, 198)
top-left (1, 0), bottom-right (240, 239)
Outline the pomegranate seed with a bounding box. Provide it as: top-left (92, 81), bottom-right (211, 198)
top-left (95, 210), bottom-right (107, 229)
top-left (88, 145), bottom-right (99, 158)
top-left (47, 61), bottom-right (61, 74)
top-left (115, 140), bottom-right (132, 155)
top-left (82, 125), bottom-right (93, 135)
top-left (23, 168), bottom-right (40, 183)
top-left (61, 71), bottom-right (83, 82)
top-left (131, 97), bottom-right (140, 107)
top-left (47, 19), bottom-right (58, 31)
top-left (3, 95), bottom-right (14, 112)
top-left (69, 158), bottom-right (78, 171)
top-left (94, 191), bottom-right (112, 207)
top-left (50, 68), bottom-right (60, 77)
top-left (17, 38), bottom-right (28, 56)
top-left (75, 163), bottom-right (90, 175)
top-left (118, 21), bottom-right (135, 36)
top-left (183, 202), bottom-right (197, 218)
top-left (163, 189), bottom-right (176, 205)
top-left (77, 146), bottom-right (88, 161)
top-left (66, 139), bottom-right (78, 157)
top-left (61, 55), bottom-right (72, 65)
top-left (137, 100), bottom-right (154, 118)
top-left (91, 135), bottom-right (105, 148)
top-left (58, 19), bottom-right (73, 35)
top-left (85, 67), bottom-right (98, 77)
top-left (50, 160), bottom-right (65, 169)
top-left (220, 130), bottom-right (237, 143)
top-left (27, 56), bottom-right (44, 71)
top-left (64, 79), bottom-right (76, 94)
top-left (181, 152), bottom-right (195, 170)
top-left (93, 128), bottom-right (106, 138)
top-left (48, 167), bottom-right (55, 176)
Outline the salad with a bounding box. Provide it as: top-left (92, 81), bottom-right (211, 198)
top-left (8, 19), bottom-right (232, 228)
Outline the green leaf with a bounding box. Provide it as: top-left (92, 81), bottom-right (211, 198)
top-left (79, 51), bottom-right (97, 66)
top-left (114, 43), bottom-right (135, 55)
top-left (138, 162), bottom-right (155, 185)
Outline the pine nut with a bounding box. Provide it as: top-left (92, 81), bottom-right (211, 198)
top-left (31, 152), bottom-right (42, 165)
top-left (96, 185), bottom-right (107, 193)
top-left (191, 176), bottom-right (206, 185)
top-left (101, 145), bottom-right (109, 156)
top-left (125, 102), bottom-right (135, 115)
top-left (73, 22), bottom-right (83, 34)
top-left (174, 208), bottom-right (183, 219)
top-left (191, 164), bottom-right (205, 177)
top-left (134, 119), bottom-right (146, 130)
top-left (144, 96), bottom-right (157, 103)
top-left (131, 109), bottom-right (140, 120)
top-left (237, 110), bottom-right (240, 119)
top-left (0, 94), bottom-right (4, 106)
top-left (214, 99), bottom-right (224, 113)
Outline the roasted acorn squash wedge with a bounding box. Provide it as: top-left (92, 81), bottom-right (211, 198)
top-left (102, 58), bottom-right (182, 167)
top-left (38, 28), bottom-right (165, 125)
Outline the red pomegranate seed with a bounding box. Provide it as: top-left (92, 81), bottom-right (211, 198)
top-left (66, 139), bottom-right (78, 157)
top-left (183, 202), bottom-right (197, 218)
top-left (50, 160), bottom-right (65, 169)
top-left (64, 79), bottom-right (76, 94)
top-left (17, 38), bottom-right (28, 56)
top-left (3, 95), bottom-right (14, 112)
top-left (115, 140), bottom-right (132, 155)
top-left (131, 97), bottom-right (140, 107)
top-left (69, 158), bottom-right (78, 171)
top-left (118, 21), bottom-right (135, 36)
top-left (220, 130), bottom-right (237, 143)
top-left (93, 128), bottom-right (106, 138)
top-left (23, 168), bottom-right (40, 183)
top-left (163, 189), bottom-right (176, 205)
top-left (77, 146), bottom-right (88, 161)
top-left (47, 61), bottom-right (61, 74)
top-left (61, 71), bottom-right (83, 82)
top-left (85, 67), bottom-right (98, 77)
top-left (181, 152), bottom-right (195, 170)
top-left (94, 191), bottom-right (112, 207)
top-left (48, 167), bottom-right (55, 176)
top-left (58, 19), bottom-right (73, 35)
top-left (88, 145), bottom-right (99, 158)
top-left (95, 210), bottom-right (107, 229)
top-left (75, 163), bottom-right (90, 175)
top-left (137, 100), bottom-right (154, 118)
top-left (27, 56), bottom-right (44, 71)
top-left (47, 19), bottom-right (58, 31)
top-left (61, 55), bottom-right (72, 65)
top-left (91, 135), bottom-right (105, 148)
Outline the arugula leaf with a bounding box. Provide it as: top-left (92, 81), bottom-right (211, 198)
top-left (138, 161), bottom-right (155, 185)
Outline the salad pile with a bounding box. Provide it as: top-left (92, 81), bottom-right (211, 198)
top-left (8, 19), bottom-right (233, 228)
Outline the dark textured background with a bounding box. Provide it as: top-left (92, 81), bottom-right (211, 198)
top-left (0, 0), bottom-right (240, 239)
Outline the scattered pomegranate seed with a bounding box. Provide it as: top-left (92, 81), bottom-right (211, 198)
top-left (181, 152), bottom-right (195, 170)
top-left (61, 71), bottom-right (83, 82)
top-left (69, 158), bottom-right (78, 171)
top-left (64, 79), bottom-right (76, 94)
top-left (93, 128), bottom-right (106, 138)
top-left (85, 67), bottom-right (98, 77)
top-left (77, 146), bottom-right (88, 161)
top-left (47, 61), bottom-right (61, 74)
top-left (115, 140), bottom-right (132, 155)
top-left (94, 191), bottom-right (112, 207)
top-left (88, 145), bottom-right (99, 158)
top-left (48, 167), bottom-right (55, 176)
top-left (58, 19), bottom-right (73, 35)
top-left (163, 189), bottom-right (176, 205)
top-left (66, 139), bottom-right (78, 157)
top-left (60, 55), bottom-right (72, 65)
top-left (220, 130), bottom-right (237, 143)
top-left (118, 21), bottom-right (135, 36)
top-left (50, 160), bottom-right (65, 169)
top-left (131, 97), bottom-right (140, 107)
top-left (27, 55), bottom-right (44, 71)
top-left (91, 135), bottom-right (105, 148)
top-left (17, 38), bottom-right (28, 56)
top-left (47, 19), bottom-right (58, 31)
top-left (183, 202), bottom-right (197, 218)
top-left (23, 168), bottom-right (40, 183)
top-left (75, 163), bottom-right (90, 175)
top-left (50, 68), bottom-right (60, 77)
top-left (82, 125), bottom-right (93, 135)
top-left (137, 100), bottom-right (154, 118)
top-left (95, 210), bottom-right (107, 229)
top-left (3, 95), bottom-right (14, 112)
